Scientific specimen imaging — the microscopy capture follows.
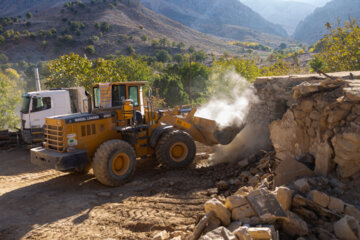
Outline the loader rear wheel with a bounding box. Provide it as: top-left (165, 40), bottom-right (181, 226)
top-left (93, 140), bottom-right (136, 187)
top-left (156, 130), bottom-right (196, 168)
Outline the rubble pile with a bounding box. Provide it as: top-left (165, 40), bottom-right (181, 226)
top-left (191, 174), bottom-right (360, 240)
top-left (187, 73), bottom-right (360, 240)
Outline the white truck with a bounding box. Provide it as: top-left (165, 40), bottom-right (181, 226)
top-left (20, 87), bottom-right (90, 144)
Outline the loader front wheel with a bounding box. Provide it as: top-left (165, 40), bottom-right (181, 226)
top-left (156, 130), bottom-right (196, 168)
top-left (93, 140), bottom-right (136, 186)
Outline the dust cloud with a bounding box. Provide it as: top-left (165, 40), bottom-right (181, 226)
top-left (196, 69), bottom-right (266, 164)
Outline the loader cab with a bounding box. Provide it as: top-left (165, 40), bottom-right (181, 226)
top-left (92, 82), bottom-right (146, 115)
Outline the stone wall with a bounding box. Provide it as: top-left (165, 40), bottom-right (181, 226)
top-left (246, 71), bottom-right (360, 180)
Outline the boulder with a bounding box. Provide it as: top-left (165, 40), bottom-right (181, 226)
top-left (272, 186), bottom-right (293, 211)
top-left (294, 178), bottom-right (310, 193)
top-left (204, 198), bottom-right (231, 226)
top-left (199, 227), bottom-right (237, 240)
top-left (308, 190), bottom-right (330, 208)
top-left (328, 197), bottom-right (344, 214)
top-left (334, 215), bottom-right (360, 240)
top-left (225, 195), bottom-right (248, 210)
top-left (281, 211), bottom-right (309, 237)
top-left (232, 204), bottom-right (256, 221)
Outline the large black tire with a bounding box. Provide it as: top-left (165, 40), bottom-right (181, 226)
top-left (93, 139), bottom-right (136, 186)
top-left (155, 130), bottom-right (196, 168)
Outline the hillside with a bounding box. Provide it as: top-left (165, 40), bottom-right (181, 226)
top-left (138, 0), bottom-right (288, 40)
top-left (0, 0), bottom-right (248, 63)
top-left (241, 0), bottom-right (316, 35)
top-left (0, 0), bottom-right (68, 17)
top-left (294, 0), bottom-right (360, 44)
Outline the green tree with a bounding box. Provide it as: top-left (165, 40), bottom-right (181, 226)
top-left (159, 37), bottom-right (170, 48)
top-left (313, 19), bottom-right (360, 72)
top-left (155, 49), bottom-right (172, 63)
top-left (153, 74), bottom-right (188, 106)
top-left (174, 54), bottom-right (183, 65)
top-left (0, 68), bottom-right (21, 129)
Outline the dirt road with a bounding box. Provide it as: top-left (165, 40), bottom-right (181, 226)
top-left (0, 147), bottom-right (239, 240)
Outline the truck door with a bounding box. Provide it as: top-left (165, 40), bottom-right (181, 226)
top-left (29, 96), bottom-right (55, 128)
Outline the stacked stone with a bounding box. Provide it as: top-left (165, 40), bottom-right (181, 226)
top-left (270, 77), bottom-right (360, 179)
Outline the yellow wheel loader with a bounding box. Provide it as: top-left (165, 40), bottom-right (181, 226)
top-left (31, 82), bottom-right (243, 186)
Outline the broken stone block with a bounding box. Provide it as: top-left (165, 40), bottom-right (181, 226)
top-left (274, 158), bottom-right (315, 186)
top-left (232, 204), bottom-right (256, 221)
top-left (281, 211), bottom-right (309, 237)
top-left (315, 142), bottom-right (333, 176)
top-left (227, 221), bottom-right (243, 232)
top-left (225, 195), bottom-right (248, 210)
top-left (248, 175), bottom-right (260, 186)
top-left (152, 230), bottom-right (170, 240)
top-left (203, 214), bottom-right (222, 235)
top-left (334, 215), bottom-right (360, 240)
top-left (234, 186), bottom-right (253, 197)
top-left (300, 99), bottom-right (314, 113)
top-left (317, 228), bottom-right (337, 240)
top-left (328, 197), bottom-right (345, 214)
top-left (247, 227), bottom-right (275, 240)
top-left (199, 226), bottom-right (237, 240)
top-left (308, 190), bottom-right (330, 208)
top-left (233, 226), bottom-right (251, 240)
top-left (345, 204), bottom-right (360, 221)
top-left (294, 178), bottom-right (310, 193)
top-left (238, 159), bottom-right (249, 168)
top-left (272, 186), bottom-right (293, 211)
top-left (246, 189), bottom-right (287, 222)
top-left (204, 198), bottom-right (231, 226)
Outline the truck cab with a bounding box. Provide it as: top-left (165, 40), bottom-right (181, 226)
top-left (20, 88), bottom-right (88, 144)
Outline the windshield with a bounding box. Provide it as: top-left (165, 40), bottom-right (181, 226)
top-left (21, 95), bottom-right (31, 114)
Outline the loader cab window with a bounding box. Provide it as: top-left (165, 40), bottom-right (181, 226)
top-left (93, 87), bottom-right (100, 108)
top-left (129, 86), bottom-right (139, 107)
top-left (21, 95), bottom-right (31, 114)
top-left (31, 97), bottom-right (51, 112)
top-left (112, 85), bottom-right (126, 107)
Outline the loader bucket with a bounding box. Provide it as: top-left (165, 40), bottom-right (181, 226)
top-left (190, 116), bottom-right (245, 146)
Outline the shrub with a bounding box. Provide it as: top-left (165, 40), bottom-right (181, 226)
top-left (151, 39), bottom-right (159, 48)
top-left (0, 35), bottom-right (5, 45)
top-left (126, 45), bottom-right (135, 54)
top-left (141, 35), bottom-right (148, 41)
top-left (58, 34), bottom-right (73, 43)
top-left (0, 53), bottom-right (8, 63)
top-left (100, 22), bottom-right (111, 32)
top-left (4, 29), bottom-right (14, 38)
top-left (69, 21), bottom-right (85, 32)
top-left (30, 32), bottom-right (37, 39)
top-left (88, 35), bottom-right (99, 44)
top-left (84, 45), bottom-right (95, 54)
top-left (26, 12), bottom-right (33, 19)
top-left (41, 40), bottom-right (48, 49)
top-left (94, 22), bottom-right (100, 29)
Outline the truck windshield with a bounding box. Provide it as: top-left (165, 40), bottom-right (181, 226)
top-left (93, 87), bottom-right (100, 108)
top-left (21, 95), bottom-right (31, 113)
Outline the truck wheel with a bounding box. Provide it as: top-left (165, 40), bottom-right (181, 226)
top-left (93, 140), bottom-right (136, 186)
top-left (155, 130), bottom-right (196, 168)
